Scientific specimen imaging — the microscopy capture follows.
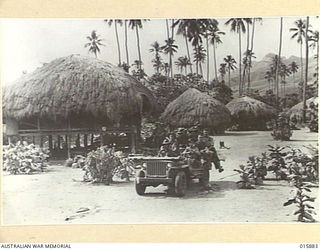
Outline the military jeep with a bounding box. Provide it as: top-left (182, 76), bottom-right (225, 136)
top-left (129, 156), bottom-right (206, 197)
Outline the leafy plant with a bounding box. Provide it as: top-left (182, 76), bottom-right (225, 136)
top-left (82, 146), bottom-right (134, 184)
top-left (284, 168), bottom-right (317, 222)
top-left (3, 141), bottom-right (49, 174)
top-left (266, 145), bottom-right (288, 179)
top-left (234, 165), bottom-right (255, 189)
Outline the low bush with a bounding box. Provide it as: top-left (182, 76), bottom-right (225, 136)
top-left (82, 146), bottom-right (134, 184)
top-left (3, 141), bottom-right (49, 174)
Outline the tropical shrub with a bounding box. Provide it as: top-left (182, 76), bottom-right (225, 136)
top-left (284, 168), bottom-right (317, 222)
top-left (234, 164), bottom-right (256, 189)
top-left (3, 141), bottom-right (49, 174)
top-left (266, 145), bottom-right (288, 179)
top-left (234, 155), bottom-right (268, 188)
top-left (82, 146), bottom-right (134, 184)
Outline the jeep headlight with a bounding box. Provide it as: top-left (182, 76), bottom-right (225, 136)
top-left (142, 163), bottom-right (147, 169)
top-left (167, 162), bottom-right (173, 169)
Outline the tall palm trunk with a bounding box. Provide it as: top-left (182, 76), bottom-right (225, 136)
top-left (124, 20), bottom-right (129, 67)
top-left (135, 26), bottom-right (142, 71)
top-left (243, 22), bottom-right (250, 93)
top-left (228, 66), bottom-right (231, 87)
top-left (303, 17), bottom-right (309, 122)
top-left (166, 19), bottom-right (170, 38)
top-left (213, 42), bottom-right (218, 82)
top-left (185, 35), bottom-right (193, 74)
top-left (248, 19), bottom-right (255, 90)
top-left (300, 43), bottom-right (304, 83)
top-left (238, 28), bottom-right (242, 96)
top-left (114, 22), bottom-right (121, 66)
top-left (206, 36), bottom-right (210, 84)
top-left (275, 17), bottom-right (283, 104)
top-left (199, 62), bottom-right (203, 76)
top-left (165, 19), bottom-right (172, 78)
top-left (170, 19), bottom-right (175, 78)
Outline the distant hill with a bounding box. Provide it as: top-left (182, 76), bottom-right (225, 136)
top-left (229, 53), bottom-right (318, 96)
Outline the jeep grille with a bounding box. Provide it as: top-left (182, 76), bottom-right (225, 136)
top-left (146, 161), bottom-right (167, 176)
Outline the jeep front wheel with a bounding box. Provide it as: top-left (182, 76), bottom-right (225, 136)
top-left (135, 179), bottom-right (146, 195)
top-left (174, 171), bottom-right (187, 197)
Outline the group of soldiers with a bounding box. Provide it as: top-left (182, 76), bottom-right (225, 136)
top-left (158, 126), bottom-right (224, 191)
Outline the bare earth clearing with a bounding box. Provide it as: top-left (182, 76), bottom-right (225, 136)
top-left (3, 129), bottom-right (319, 225)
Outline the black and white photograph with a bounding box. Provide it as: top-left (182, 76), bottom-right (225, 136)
top-left (1, 17), bottom-right (319, 225)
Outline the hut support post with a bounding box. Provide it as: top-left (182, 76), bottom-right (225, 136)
top-left (37, 117), bottom-right (43, 147)
top-left (57, 135), bottom-right (61, 149)
top-left (84, 134), bottom-right (88, 147)
top-left (66, 117), bottom-right (71, 159)
top-left (48, 135), bottom-right (53, 151)
top-left (91, 134), bottom-right (94, 145)
top-left (130, 126), bottom-right (137, 154)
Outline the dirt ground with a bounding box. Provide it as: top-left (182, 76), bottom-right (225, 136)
top-left (2, 128), bottom-right (319, 225)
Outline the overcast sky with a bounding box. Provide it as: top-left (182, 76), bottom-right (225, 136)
top-left (0, 17), bottom-right (319, 84)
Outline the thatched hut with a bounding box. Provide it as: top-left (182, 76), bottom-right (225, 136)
top-left (288, 97), bottom-right (318, 122)
top-left (3, 55), bottom-right (158, 156)
top-left (160, 88), bottom-right (231, 133)
top-left (226, 96), bottom-right (277, 130)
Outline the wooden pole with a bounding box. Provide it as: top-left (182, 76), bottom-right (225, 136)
top-left (67, 117), bottom-right (71, 159)
top-left (303, 16), bottom-right (309, 123)
top-left (48, 135), bottom-right (53, 151)
top-left (131, 126), bottom-right (136, 154)
top-left (84, 134), bottom-right (88, 147)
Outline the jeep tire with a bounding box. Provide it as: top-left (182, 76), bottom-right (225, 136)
top-left (135, 179), bottom-right (146, 195)
top-left (174, 171), bottom-right (187, 197)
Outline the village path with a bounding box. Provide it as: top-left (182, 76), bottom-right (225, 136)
top-left (2, 129), bottom-right (319, 224)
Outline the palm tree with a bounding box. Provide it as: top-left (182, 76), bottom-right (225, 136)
top-left (242, 18), bottom-right (253, 89)
top-left (264, 71), bottom-right (273, 90)
top-left (207, 24), bottom-right (225, 82)
top-left (279, 63), bottom-right (291, 95)
top-left (128, 19), bottom-right (148, 71)
top-left (243, 49), bottom-right (256, 91)
top-left (290, 19), bottom-right (306, 84)
top-left (288, 61), bottom-right (299, 84)
top-left (219, 63), bottom-right (227, 81)
top-left (84, 30), bottom-right (104, 58)
top-left (124, 20), bottom-right (130, 67)
top-left (175, 56), bottom-right (191, 75)
top-left (275, 17), bottom-right (283, 103)
top-left (173, 19), bottom-right (193, 74)
top-left (150, 41), bottom-right (163, 74)
top-left (105, 19), bottom-right (123, 66)
top-left (161, 38), bottom-right (178, 77)
top-left (310, 30), bottom-right (319, 85)
top-left (225, 18), bottom-right (246, 96)
top-left (248, 18), bottom-right (263, 89)
top-left (193, 44), bottom-right (206, 76)
top-left (303, 17), bottom-right (310, 122)
top-left (224, 55), bottom-right (237, 87)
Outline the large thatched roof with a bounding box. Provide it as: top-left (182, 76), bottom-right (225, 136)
top-left (226, 96), bottom-right (277, 130)
top-left (3, 55), bottom-right (158, 125)
top-left (160, 88), bottom-right (231, 130)
top-left (288, 96), bottom-right (318, 121)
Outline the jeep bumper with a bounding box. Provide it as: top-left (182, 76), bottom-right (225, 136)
top-left (136, 177), bottom-right (173, 185)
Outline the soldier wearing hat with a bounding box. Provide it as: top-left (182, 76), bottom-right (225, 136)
top-left (158, 139), bottom-right (171, 157)
top-left (176, 128), bottom-right (188, 148)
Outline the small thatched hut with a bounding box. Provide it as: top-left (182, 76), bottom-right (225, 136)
top-left (3, 55), bottom-right (158, 155)
top-left (160, 88), bottom-right (231, 133)
top-left (226, 96), bottom-right (277, 130)
top-left (288, 96), bottom-right (318, 122)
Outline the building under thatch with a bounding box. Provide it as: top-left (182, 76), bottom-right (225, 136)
top-left (226, 96), bottom-right (277, 130)
top-left (288, 96), bottom-right (318, 122)
top-left (160, 88), bottom-right (231, 133)
top-left (3, 54), bottom-right (158, 156)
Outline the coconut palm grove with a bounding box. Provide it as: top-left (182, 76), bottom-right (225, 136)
top-left (2, 17), bottom-right (319, 224)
